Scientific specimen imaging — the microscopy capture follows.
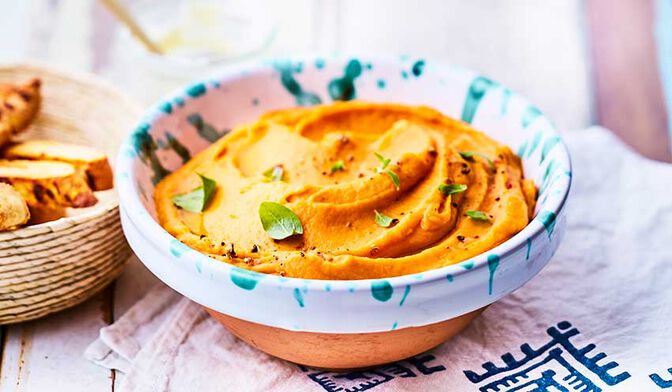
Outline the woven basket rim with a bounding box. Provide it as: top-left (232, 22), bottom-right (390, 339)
top-left (0, 62), bottom-right (143, 241)
top-left (0, 61), bottom-right (142, 111)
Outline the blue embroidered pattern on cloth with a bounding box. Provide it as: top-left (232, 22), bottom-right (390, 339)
top-left (299, 354), bottom-right (446, 391)
top-left (650, 369), bottom-right (672, 389)
top-left (300, 321), bottom-right (672, 391)
top-left (463, 321), bottom-right (630, 391)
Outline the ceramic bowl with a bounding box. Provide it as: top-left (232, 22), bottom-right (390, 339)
top-left (116, 56), bottom-right (571, 369)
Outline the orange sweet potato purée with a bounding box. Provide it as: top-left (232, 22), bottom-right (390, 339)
top-left (155, 102), bottom-right (536, 280)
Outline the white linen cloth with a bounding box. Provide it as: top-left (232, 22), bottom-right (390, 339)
top-left (85, 127), bottom-right (672, 391)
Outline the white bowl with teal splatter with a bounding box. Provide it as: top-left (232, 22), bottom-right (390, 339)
top-left (116, 56), bottom-right (571, 335)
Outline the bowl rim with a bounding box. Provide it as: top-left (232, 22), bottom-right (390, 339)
top-left (116, 54), bottom-right (572, 292)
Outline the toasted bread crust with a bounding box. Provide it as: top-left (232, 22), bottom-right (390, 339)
top-left (0, 159), bottom-right (97, 209)
top-left (3, 140), bottom-right (113, 190)
top-left (27, 204), bottom-right (66, 225)
top-left (0, 79), bottom-right (41, 147)
top-left (0, 182), bottom-right (30, 230)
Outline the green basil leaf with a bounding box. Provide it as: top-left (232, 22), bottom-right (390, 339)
top-left (263, 165), bottom-right (285, 182)
top-left (171, 174), bottom-right (217, 213)
top-left (438, 183), bottom-right (467, 196)
top-left (374, 152), bottom-right (391, 170)
top-left (374, 210), bottom-right (398, 228)
top-left (466, 210), bottom-right (490, 221)
top-left (259, 201), bottom-right (304, 240)
top-left (331, 160), bottom-right (346, 172)
top-left (385, 169), bottom-right (400, 190)
top-left (373, 153), bottom-right (399, 190)
top-left (459, 151), bottom-right (494, 169)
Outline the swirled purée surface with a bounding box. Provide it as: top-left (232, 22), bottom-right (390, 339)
top-left (155, 102), bottom-right (536, 280)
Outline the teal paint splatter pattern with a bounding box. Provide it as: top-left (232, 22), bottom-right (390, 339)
top-left (293, 287), bottom-right (305, 307)
top-left (159, 102), bottom-right (173, 114)
top-left (539, 159), bottom-right (560, 196)
top-left (186, 83), bottom-right (207, 98)
top-left (165, 132), bottom-right (191, 163)
top-left (131, 123), bottom-right (170, 185)
top-left (540, 136), bottom-right (561, 163)
top-left (186, 113), bottom-right (229, 143)
top-left (521, 105), bottom-right (542, 128)
top-left (328, 59), bottom-right (363, 101)
top-left (169, 239), bottom-right (190, 257)
top-left (537, 210), bottom-right (557, 239)
top-left (462, 261), bottom-right (475, 270)
top-left (517, 140), bottom-right (529, 157)
top-left (230, 268), bottom-right (262, 290)
top-left (461, 76), bottom-right (496, 124)
top-left (411, 59), bottom-right (425, 77)
top-left (399, 285), bottom-right (411, 306)
top-left (500, 88), bottom-right (512, 115)
top-left (525, 130), bottom-right (544, 159)
top-left (526, 238), bottom-right (532, 260)
top-left (371, 280), bottom-right (393, 302)
top-left (487, 254), bottom-right (500, 295)
top-left (275, 61), bottom-right (322, 106)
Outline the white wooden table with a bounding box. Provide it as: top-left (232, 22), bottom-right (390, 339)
top-left (0, 257), bottom-right (159, 391)
top-left (0, 0), bottom-right (604, 390)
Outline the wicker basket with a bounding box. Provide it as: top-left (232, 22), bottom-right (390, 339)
top-left (0, 63), bottom-right (141, 324)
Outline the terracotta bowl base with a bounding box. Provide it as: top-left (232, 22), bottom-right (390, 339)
top-left (205, 308), bottom-right (483, 370)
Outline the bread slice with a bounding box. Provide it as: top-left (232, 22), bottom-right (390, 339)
top-left (0, 159), bottom-right (97, 209)
top-left (3, 140), bottom-right (113, 190)
top-left (27, 205), bottom-right (66, 225)
top-left (0, 183), bottom-right (30, 231)
top-left (0, 79), bottom-right (41, 148)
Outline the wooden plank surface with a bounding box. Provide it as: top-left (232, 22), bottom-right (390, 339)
top-left (0, 259), bottom-right (157, 392)
top-left (0, 288), bottom-right (114, 392)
